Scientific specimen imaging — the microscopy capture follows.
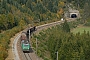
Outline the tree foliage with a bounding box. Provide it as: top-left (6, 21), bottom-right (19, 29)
top-left (0, 0), bottom-right (90, 60)
top-left (62, 20), bottom-right (70, 32)
top-left (0, 0), bottom-right (89, 32)
top-left (33, 25), bottom-right (90, 60)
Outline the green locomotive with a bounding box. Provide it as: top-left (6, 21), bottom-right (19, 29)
top-left (21, 40), bottom-right (30, 52)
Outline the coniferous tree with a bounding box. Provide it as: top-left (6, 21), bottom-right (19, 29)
top-left (62, 20), bottom-right (70, 32)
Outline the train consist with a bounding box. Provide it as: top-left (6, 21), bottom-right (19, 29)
top-left (20, 26), bottom-right (36, 52)
top-left (27, 26), bottom-right (36, 35)
top-left (21, 32), bottom-right (27, 40)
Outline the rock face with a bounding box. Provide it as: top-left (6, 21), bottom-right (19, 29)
top-left (64, 9), bottom-right (80, 19)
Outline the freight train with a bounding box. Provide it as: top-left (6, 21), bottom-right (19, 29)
top-left (21, 32), bottom-right (30, 52)
top-left (27, 26), bottom-right (36, 35)
top-left (21, 32), bottom-right (27, 40)
top-left (20, 26), bottom-right (36, 52)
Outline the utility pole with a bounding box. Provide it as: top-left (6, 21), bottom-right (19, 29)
top-left (29, 29), bottom-right (30, 41)
top-left (57, 51), bottom-right (58, 60)
top-left (55, 51), bottom-right (58, 60)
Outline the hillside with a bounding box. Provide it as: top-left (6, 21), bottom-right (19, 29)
top-left (0, 0), bottom-right (90, 32)
top-left (0, 0), bottom-right (65, 32)
top-left (0, 0), bottom-right (90, 60)
top-left (32, 21), bottom-right (90, 60)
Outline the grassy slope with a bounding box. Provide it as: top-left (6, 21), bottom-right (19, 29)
top-left (72, 26), bottom-right (90, 34)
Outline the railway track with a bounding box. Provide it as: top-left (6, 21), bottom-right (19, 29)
top-left (24, 53), bottom-right (32, 60)
top-left (14, 18), bottom-right (76, 60)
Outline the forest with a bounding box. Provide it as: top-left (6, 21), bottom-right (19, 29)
top-left (0, 0), bottom-right (90, 60)
top-left (32, 21), bottom-right (90, 60)
top-left (0, 0), bottom-right (90, 32)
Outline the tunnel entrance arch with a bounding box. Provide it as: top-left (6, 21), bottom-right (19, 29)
top-left (69, 9), bottom-right (80, 18)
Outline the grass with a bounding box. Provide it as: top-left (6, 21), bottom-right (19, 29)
top-left (71, 26), bottom-right (90, 34)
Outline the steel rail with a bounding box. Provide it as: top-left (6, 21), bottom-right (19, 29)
top-left (24, 53), bottom-right (32, 60)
